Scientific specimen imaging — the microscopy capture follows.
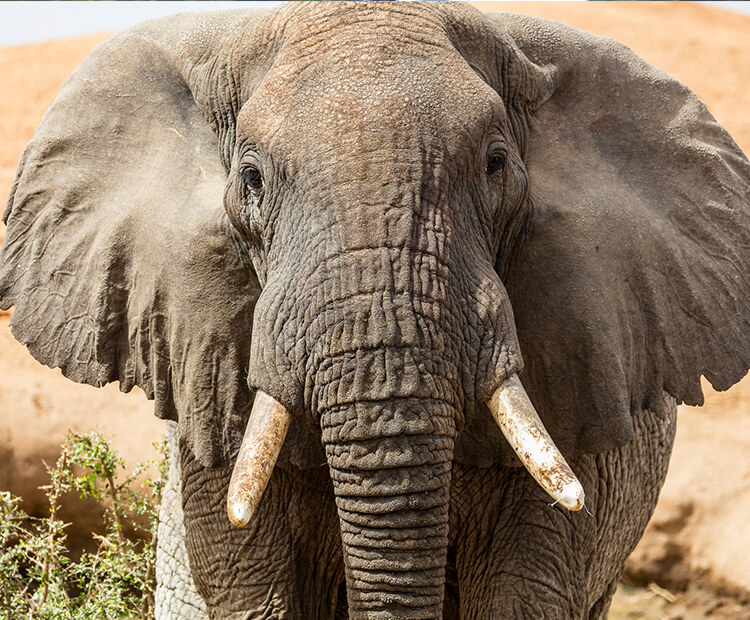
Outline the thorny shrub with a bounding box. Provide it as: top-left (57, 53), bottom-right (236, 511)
top-left (0, 432), bottom-right (167, 619)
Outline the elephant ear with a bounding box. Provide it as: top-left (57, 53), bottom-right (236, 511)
top-left (487, 13), bottom-right (750, 457)
top-left (0, 10), bottom-right (320, 468)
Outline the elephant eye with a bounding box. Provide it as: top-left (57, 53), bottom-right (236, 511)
top-left (241, 165), bottom-right (264, 193)
top-left (486, 151), bottom-right (506, 176)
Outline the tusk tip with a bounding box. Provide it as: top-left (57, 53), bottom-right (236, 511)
top-left (226, 390), bottom-right (292, 529)
top-left (227, 498), bottom-right (252, 527)
top-left (556, 480), bottom-right (585, 512)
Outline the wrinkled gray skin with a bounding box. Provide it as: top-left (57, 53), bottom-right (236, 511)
top-left (1, 3), bottom-right (749, 619)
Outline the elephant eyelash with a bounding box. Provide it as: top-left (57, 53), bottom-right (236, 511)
top-left (235, 161), bottom-right (266, 227)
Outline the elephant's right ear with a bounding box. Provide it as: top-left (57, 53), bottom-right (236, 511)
top-left (0, 11), bottom-right (269, 466)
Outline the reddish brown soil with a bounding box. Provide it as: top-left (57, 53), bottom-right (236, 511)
top-left (1, 3), bottom-right (749, 614)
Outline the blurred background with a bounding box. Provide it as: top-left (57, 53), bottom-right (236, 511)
top-left (0, 2), bottom-right (748, 618)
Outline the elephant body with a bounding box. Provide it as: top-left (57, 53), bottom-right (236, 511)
top-left (157, 397), bottom-right (676, 619)
top-left (1, 3), bottom-right (748, 618)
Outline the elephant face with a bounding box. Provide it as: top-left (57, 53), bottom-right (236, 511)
top-left (225, 8), bottom-right (526, 416)
top-left (1, 2), bottom-right (748, 617)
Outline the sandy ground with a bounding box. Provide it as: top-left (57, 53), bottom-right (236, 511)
top-left (0, 2), bottom-right (748, 616)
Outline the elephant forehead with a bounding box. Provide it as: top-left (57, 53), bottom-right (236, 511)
top-left (238, 5), bottom-right (502, 160)
top-left (274, 1), bottom-right (454, 60)
top-left (240, 62), bottom-right (500, 174)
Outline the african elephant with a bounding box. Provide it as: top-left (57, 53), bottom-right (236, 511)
top-left (1, 2), bottom-right (749, 618)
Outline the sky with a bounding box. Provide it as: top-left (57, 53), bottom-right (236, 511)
top-left (0, 1), bottom-right (285, 47)
top-left (0, 1), bottom-right (748, 48)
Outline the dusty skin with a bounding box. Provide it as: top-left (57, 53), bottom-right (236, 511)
top-left (0, 2), bottom-right (748, 616)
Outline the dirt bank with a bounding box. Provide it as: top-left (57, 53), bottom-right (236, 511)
top-left (1, 2), bottom-right (749, 612)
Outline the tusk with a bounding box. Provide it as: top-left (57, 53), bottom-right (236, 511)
top-left (227, 390), bottom-right (291, 527)
top-left (486, 375), bottom-right (585, 511)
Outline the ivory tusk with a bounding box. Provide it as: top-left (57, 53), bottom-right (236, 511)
top-left (486, 375), bottom-right (585, 512)
top-left (227, 390), bottom-right (291, 527)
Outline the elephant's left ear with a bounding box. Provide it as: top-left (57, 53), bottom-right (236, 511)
top-left (485, 13), bottom-right (750, 456)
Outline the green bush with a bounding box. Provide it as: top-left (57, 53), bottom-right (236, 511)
top-left (0, 432), bottom-right (167, 619)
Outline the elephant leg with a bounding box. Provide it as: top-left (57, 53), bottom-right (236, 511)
top-left (179, 440), bottom-right (344, 619)
top-left (156, 420), bottom-right (209, 619)
top-left (450, 394), bottom-right (677, 619)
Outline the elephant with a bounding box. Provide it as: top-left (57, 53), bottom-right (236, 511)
top-left (1, 1), bottom-right (749, 618)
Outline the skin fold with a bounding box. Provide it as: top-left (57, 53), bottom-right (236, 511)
top-left (0, 3), bottom-right (748, 618)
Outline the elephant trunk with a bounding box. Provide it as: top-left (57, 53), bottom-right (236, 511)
top-left (320, 395), bottom-right (456, 619)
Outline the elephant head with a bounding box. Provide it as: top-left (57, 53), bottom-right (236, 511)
top-left (1, 3), bottom-right (748, 617)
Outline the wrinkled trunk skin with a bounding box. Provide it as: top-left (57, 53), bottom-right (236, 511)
top-left (246, 233), bottom-right (514, 614)
top-left (290, 242), bottom-right (467, 618)
top-left (322, 402), bottom-right (455, 618)
top-left (245, 224), bottom-right (513, 614)
top-left (315, 348), bottom-right (458, 619)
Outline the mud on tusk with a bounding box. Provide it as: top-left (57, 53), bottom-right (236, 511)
top-left (227, 390), bottom-right (292, 527)
top-left (486, 375), bottom-right (585, 511)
